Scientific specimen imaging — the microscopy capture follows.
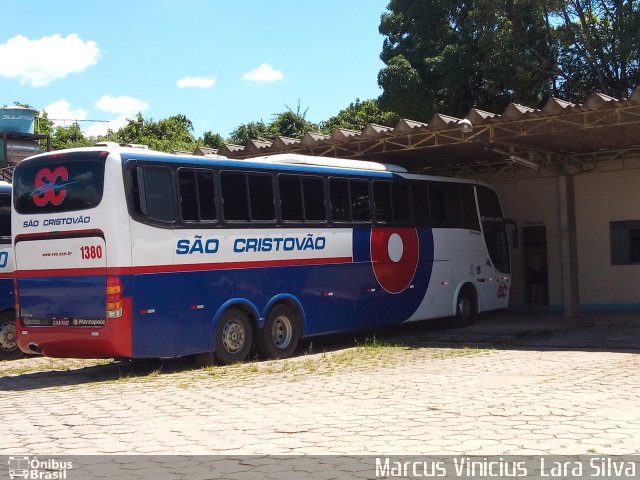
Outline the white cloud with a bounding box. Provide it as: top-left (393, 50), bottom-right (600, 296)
top-left (95, 95), bottom-right (148, 115)
top-left (177, 75), bottom-right (216, 89)
top-left (0, 34), bottom-right (99, 87)
top-left (242, 63), bottom-right (283, 84)
top-left (42, 99), bottom-right (89, 128)
top-left (80, 95), bottom-right (148, 137)
top-left (83, 116), bottom-right (129, 138)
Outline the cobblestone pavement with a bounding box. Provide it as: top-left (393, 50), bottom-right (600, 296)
top-left (1, 313), bottom-right (639, 459)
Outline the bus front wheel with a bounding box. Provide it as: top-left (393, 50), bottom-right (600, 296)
top-left (0, 311), bottom-right (22, 361)
top-left (255, 304), bottom-right (301, 359)
top-left (454, 286), bottom-right (476, 327)
top-left (213, 308), bottom-right (253, 365)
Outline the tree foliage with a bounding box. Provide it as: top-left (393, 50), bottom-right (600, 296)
top-left (320, 99), bottom-right (398, 134)
top-left (378, 0), bottom-right (639, 120)
top-left (228, 121), bottom-right (271, 145)
top-left (552, 0), bottom-right (640, 100)
top-left (229, 102), bottom-right (319, 144)
top-left (267, 106), bottom-right (318, 139)
top-left (108, 113), bottom-right (198, 152)
top-left (51, 123), bottom-right (93, 150)
top-left (202, 131), bottom-right (225, 148)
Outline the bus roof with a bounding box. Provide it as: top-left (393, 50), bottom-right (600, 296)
top-left (248, 154), bottom-right (407, 173)
top-left (22, 145), bottom-right (491, 187)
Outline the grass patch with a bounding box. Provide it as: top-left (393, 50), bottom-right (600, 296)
top-left (0, 339), bottom-right (495, 386)
top-left (197, 335), bottom-right (411, 381)
top-left (433, 346), bottom-right (494, 359)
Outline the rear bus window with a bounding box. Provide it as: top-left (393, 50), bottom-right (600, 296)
top-left (13, 155), bottom-right (106, 214)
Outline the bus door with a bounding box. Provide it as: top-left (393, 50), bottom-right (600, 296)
top-left (476, 186), bottom-right (511, 310)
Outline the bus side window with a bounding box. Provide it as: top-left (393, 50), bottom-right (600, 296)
top-left (445, 185), bottom-right (464, 228)
top-left (178, 169), bottom-right (198, 221)
top-left (179, 169), bottom-right (217, 223)
top-left (350, 179), bottom-right (371, 222)
top-left (248, 173), bottom-right (275, 221)
top-left (329, 178), bottom-right (350, 223)
top-left (373, 181), bottom-right (392, 224)
top-left (221, 171), bottom-right (250, 221)
top-left (412, 184), bottom-right (429, 225)
top-left (135, 166), bottom-right (176, 223)
top-left (461, 185), bottom-right (480, 230)
top-left (429, 184), bottom-right (446, 226)
top-left (302, 177), bottom-right (326, 222)
top-left (279, 174), bottom-right (303, 222)
top-left (197, 171), bottom-right (216, 221)
top-left (392, 183), bottom-right (411, 223)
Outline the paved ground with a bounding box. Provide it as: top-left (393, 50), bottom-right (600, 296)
top-left (0, 311), bottom-right (639, 476)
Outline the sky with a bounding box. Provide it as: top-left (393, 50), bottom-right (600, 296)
top-left (0, 0), bottom-right (390, 140)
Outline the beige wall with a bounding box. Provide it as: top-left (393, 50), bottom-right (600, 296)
top-left (574, 168), bottom-right (640, 306)
top-left (486, 164), bottom-right (640, 309)
top-left (492, 177), bottom-right (562, 307)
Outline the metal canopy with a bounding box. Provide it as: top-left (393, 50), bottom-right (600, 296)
top-left (216, 85), bottom-right (640, 177)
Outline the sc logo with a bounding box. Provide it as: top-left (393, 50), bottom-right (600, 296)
top-left (31, 167), bottom-right (71, 207)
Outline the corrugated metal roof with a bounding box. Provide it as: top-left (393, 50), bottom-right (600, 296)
top-left (197, 85), bottom-right (640, 175)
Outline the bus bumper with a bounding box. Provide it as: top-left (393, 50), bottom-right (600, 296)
top-left (16, 298), bottom-right (132, 359)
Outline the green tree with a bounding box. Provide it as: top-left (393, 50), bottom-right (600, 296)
top-left (320, 99), bottom-right (398, 134)
top-left (551, 0), bottom-right (640, 100)
top-left (378, 0), bottom-right (555, 119)
top-left (229, 102), bottom-right (319, 144)
top-left (378, 0), bottom-right (639, 120)
top-left (51, 123), bottom-right (93, 150)
top-left (35, 110), bottom-right (54, 141)
top-left (109, 113), bottom-right (198, 152)
top-left (202, 131), bottom-right (225, 148)
top-left (266, 103), bottom-right (318, 139)
top-left (228, 121), bottom-right (270, 145)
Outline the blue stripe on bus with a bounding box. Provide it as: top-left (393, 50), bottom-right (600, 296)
top-left (127, 227), bottom-right (435, 358)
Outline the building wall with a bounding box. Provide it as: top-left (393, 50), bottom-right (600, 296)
top-left (574, 167), bottom-right (640, 308)
top-left (492, 177), bottom-right (562, 308)
top-left (489, 163), bottom-right (640, 310)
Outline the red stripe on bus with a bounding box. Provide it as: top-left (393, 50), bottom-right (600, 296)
top-left (15, 256), bottom-right (354, 278)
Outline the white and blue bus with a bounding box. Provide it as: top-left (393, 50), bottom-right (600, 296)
top-left (0, 181), bottom-right (18, 360)
top-left (12, 146), bottom-right (511, 363)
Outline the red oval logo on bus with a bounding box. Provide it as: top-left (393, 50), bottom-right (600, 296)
top-left (31, 166), bottom-right (71, 206)
top-left (370, 228), bottom-right (419, 294)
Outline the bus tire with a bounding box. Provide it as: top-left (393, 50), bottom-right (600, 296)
top-left (454, 286), bottom-right (476, 327)
top-left (0, 311), bottom-right (22, 361)
top-left (255, 304), bottom-right (301, 359)
top-left (213, 308), bottom-right (253, 365)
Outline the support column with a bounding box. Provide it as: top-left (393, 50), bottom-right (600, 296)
top-left (557, 174), bottom-right (580, 318)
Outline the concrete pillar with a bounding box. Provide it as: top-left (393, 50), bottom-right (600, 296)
top-left (557, 174), bottom-right (580, 317)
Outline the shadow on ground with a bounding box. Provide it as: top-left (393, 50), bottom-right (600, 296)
top-left (1, 310), bottom-right (638, 391)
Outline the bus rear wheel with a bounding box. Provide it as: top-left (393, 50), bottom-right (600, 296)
top-left (214, 308), bottom-right (253, 365)
top-left (454, 286), bottom-right (476, 327)
top-left (0, 311), bottom-right (22, 361)
top-left (255, 304), bottom-right (301, 359)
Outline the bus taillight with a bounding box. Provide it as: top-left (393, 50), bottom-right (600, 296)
top-left (106, 276), bottom-right (123, 319)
